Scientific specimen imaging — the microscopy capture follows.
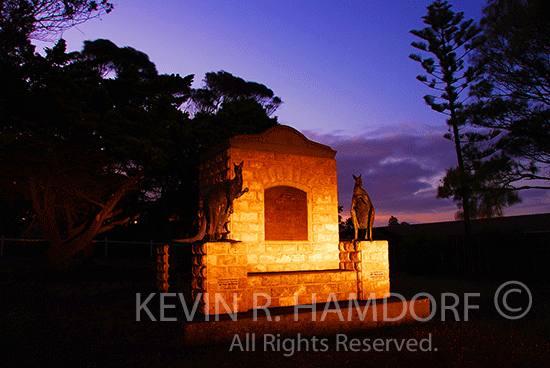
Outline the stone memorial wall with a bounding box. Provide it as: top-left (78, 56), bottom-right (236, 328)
top-left (198, 125), bottom-right (340, 273)
top-left (181, 125), bottom-right (389, 314)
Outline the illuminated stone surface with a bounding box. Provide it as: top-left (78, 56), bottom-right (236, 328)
top-left (198, 125), bottom-right (339, 272)
top-left (187, 126), bottom-right (390, 314)
top-left (190, 240), bottom-right (389, 314)
top-left (156, 245), bottom-right (170, 293)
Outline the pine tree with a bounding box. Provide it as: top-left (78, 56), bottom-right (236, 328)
top-left (410, 0), bottom-right (483, 271)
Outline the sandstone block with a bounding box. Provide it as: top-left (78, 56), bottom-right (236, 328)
top-left (265, 244), bottom-right (281, 253)
top-left (260, 275), bottom-right (281, 286)
top-left (297, 273), bottom-right (312, 284)
top-left (313, 273), bottom-right (331, 283)
top-left (239, 233), bottom-right (259, 242)
top-left (282, 244), bottom-right (297, 253)
top-left (228, 243), bottom-right (246, 254)
top-left (249, 264), bottom-right (266, 273)
top-left (208, 243), bottom-right (229, 255)
top-left (283, 263), bottom-right (301, 272)
top-left (271, 286), bottom-right (289, 298)
top-left (227, 266), bottom-right (247, 278)
top-left (208, 266), bottom-right (227, 279)
top-left (218, 255), bottom-right (237, 265)
top-left (247, 243), bottom-right (265, 254)
top-left (280, 274), bottom-right (298, 285)
top-left (266, 264), bottom-right (284, 272)
top-left (279, 296), bottom-right (295, 307)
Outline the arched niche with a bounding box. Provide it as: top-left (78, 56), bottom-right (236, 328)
top-left (264, 186), bottom-right (308, 241)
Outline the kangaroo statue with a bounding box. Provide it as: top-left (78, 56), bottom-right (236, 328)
top-left (174, 161), bottom-right (248, 243)
top-left (350, 174), bottom-right (375, 241)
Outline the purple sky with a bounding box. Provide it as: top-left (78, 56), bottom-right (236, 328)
top-left (35, 0), bottom-right (550, 226)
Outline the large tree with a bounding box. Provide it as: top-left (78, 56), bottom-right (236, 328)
top-left (436, 130), bottom-right (522, 218)
top-left (154, 73), bottom-right (281, 239)
top-left (0, 37), bottom-right (193, 267)
top-left (466, 0), bottom-right (550, 190)
top-left (187, 70), bottom-right (282, 116)
top-left (1, 1), bottom-right (282, 265)
top-left (0, 0), bottom-right (113, 41)
top-left (409, 0), bottom-right (482, 236)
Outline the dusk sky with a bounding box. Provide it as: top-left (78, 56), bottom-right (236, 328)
top-left (35, 0), bottom-right (550, 226)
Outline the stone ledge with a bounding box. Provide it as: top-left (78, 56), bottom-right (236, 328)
top-left (246, 269), bottom-right (359, 308)
top-left (182, 298), bottom-right (431, 345)
top-left (247, 269), bottom-right (355, 277)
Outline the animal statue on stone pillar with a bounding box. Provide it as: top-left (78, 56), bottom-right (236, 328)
top-left (174, 161), bottom-right (248, 243)
top-left (350, 174), bottom-right (375, 241)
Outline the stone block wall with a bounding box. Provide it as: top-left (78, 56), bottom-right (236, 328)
top-left (198, 126), bottom-right (340, 273)
top-left (357, 241), bottom-right (390, 300)
top-left (178, 126), bottom-right (390, 315)
top-left (188, 240), bottom-right (390, 314)
top-left (191, 241), bottom-right (248, 315)
top-left (339, 240), bottom-right (390, 300)
top-left (247, 270), bottom-right (358, 308)
top-left (232, 149), bottom-right (339, 272)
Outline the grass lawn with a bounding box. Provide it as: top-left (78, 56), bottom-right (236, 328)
top-left (1, 256), bottom-right (549, 367)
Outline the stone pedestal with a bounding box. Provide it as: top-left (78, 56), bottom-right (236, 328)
top-left (157, 245), bottom-right (170, 293)
top-left (191, 242), bottom-right (248, 315)
top-left (357, 241), bottom-right (391, 300)
top-left (190, 240), bottom-right (390, 315)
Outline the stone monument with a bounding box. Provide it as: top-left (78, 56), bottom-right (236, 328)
top-left (160, 125), bottom-right (390, 315)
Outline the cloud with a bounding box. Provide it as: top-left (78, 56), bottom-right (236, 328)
top-left (302, 125), bottom-right (458, 225)
top-left (506, 189), bottom-right (550, 217)
top-left (302, 125), bottom-right (550, 226)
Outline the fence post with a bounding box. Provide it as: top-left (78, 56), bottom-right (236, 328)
top-left (104, 237), bottom-right (108, 258)
top-left (1, 235), bottom-right (4, 257)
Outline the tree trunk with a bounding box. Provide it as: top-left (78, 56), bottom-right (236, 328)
top-left (28, 173), bottom-right (142, 269)
top-left (451, 118), bottom-right (473, 274)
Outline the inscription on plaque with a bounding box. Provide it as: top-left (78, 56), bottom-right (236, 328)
top-left (218, 278), bottom-right (239, 290)
top-left (370, 270), bottom-right (385, 280)
top-left (264, 186), bottom-right (308, 241)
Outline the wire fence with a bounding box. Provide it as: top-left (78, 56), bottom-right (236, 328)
top-left (3, 235), bottom-right (549, 278)
top-left (0, 236), bottom-right (180, 258)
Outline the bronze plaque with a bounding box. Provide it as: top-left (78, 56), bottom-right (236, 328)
top-left (264, 186), bottom-right (308, 241)
top-left (218, 278), bottom-right (239, 290)
top-left (370, 271), bottom-right (385, 280)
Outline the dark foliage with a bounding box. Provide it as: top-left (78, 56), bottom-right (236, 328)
top-left (466, 0), bottom-right (550, 190)
top-left (1, 3), bottom-right (281, 265)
